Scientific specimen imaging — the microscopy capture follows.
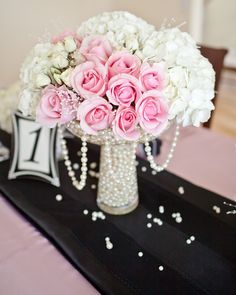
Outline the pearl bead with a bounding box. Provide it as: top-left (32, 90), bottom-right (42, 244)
top-left (90, 162), bottom-right (97, 169)
top-left (159, 206), bottom-right (164, 214)
top-left (83, 209), bottom-right (89, 215)
top-left (106, 243), bottom-right (113, 250)
top-left (73, 163), bottom-right (79, 170)
top-left (176, 216), bottom-right (182, 223)
top-left (157, 219), bottom-right (163, 226)
top-left (178, 186), bottom-right (185, 194)
top-left (138, 251), bottom-right (143, 257)
top-left (145, 125), bottom-right (179, 173)
top-left (147, 223), bottom-right (152, 228)
top-left (59, 127), bottom-right (88, 191)
top-left (190, 235), bottom-right (195, 241)
top-left (68, 171), bottom-right (75, 177)
top-left (159, 265), bottom-right (164, 271)
top-left (55, 194), bottom-right (63, 201)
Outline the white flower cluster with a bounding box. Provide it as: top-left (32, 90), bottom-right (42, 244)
top-left (77, 11), bottom-right (155, 52)
top-left (140, 28), bottom-right (215, 127)
top-left (0, 82), bottom-right (21, 133)
top-left (18, 11), bottom-right (215, 128)
top-left (19, 37), bottom-right (78, 116)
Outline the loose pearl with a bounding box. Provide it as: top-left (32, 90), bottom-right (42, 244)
top-left (141, 166), bottom-right (147, 172)
top-left (147, 223), bottom-right (152, 228)
top-left (178, 186), bottom-right (185, 194)
top-left (90, 162), bottom-right (97, 169)
top-left (106, 243), bottom-right (113, 250)
top-left (157, 220), bottom-right (163, 226)
top-left (159, 206), bottom-right (164, 214)
top-left (159, 265), bottom-right (164, 271)
top-left (73, 163), bottom-right (79, 170)
top-left (83, 209), bottom-right (89, 215)
top-left (176, 216), bottom-right (182, 223)
top-left (138, 251), bottom-right (143, 257)
top-left (55, 194), bottom-right (63, 201)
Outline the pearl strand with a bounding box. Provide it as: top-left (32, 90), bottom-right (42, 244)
top-left (144, 125), bottom-right (180, 172)
top-left (58, 127), bottom-right (88, 190)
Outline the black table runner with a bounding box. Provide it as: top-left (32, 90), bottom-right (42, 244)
top-left (0, 130), bottom-right (236, 295)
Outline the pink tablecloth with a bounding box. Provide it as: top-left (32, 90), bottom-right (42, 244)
top-left (0, 195), bottom-right (99, 295)
top-left (0, 126), bottom-right (235, 294)
top-left (159, 126), bottom-right (236, 201)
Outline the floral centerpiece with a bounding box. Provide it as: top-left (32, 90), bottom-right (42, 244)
top-left (19, 11), bottom-right (215, 214)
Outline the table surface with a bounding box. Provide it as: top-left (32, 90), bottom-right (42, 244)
top-left (159, 126), bottom-right (236, 201)
top-left (0, 128), bottom-right (236, 295)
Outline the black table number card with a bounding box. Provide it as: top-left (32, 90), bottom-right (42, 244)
top-left (8, 111), bottom-right (60, 187)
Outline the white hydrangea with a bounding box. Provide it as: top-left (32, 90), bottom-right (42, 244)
top-left (20, 42), bottom-right (54, 89)
top-left (77, 11), bottom-right (155, 52)
top-left (0, 82), bottom-right (21, 133)
top-left (18, 88), bottom-right (41, 117)
top-left (139, 27), bottom-right (215, 126)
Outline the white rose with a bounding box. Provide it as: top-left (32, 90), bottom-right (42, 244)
top-left (52, 53), bottom-right (69, 69)
top-left (60, 68), bottom-right (73, 87)
top-left (53, 42), bottom-right (65, 52)
top-left (64, 36), bottom-right (77, 53)
top-left (35, 73), bottom-right (51, 88)
top-left (53, 73), bottom-right (62, 85)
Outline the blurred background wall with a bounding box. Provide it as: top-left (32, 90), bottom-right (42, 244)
top-left (1, 0), bottom-right (189, 87)
top-left (0, 0), bottom-right (235, 87)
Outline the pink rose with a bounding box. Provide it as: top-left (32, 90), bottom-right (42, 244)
top-left (51, 30), bottom-right (81, 47)
top-left (139, 62), bottom-right (166, 92)
top-left (36, 85), bottom-right (78, 128)
top-left (70, 61), bottom-right (108, 98)
top-left (113, 106), bottom-right (140, 141)
top-left (107, 51), bottom-right (141, 78)
top-left (106, 74), bottom-right (141, 107)
top-left (136, 90), bottom-right (168, 136)
top-left (80, 35), bottom-right (112, 64)
top-left (77, 97), bottom-right (114, 135)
